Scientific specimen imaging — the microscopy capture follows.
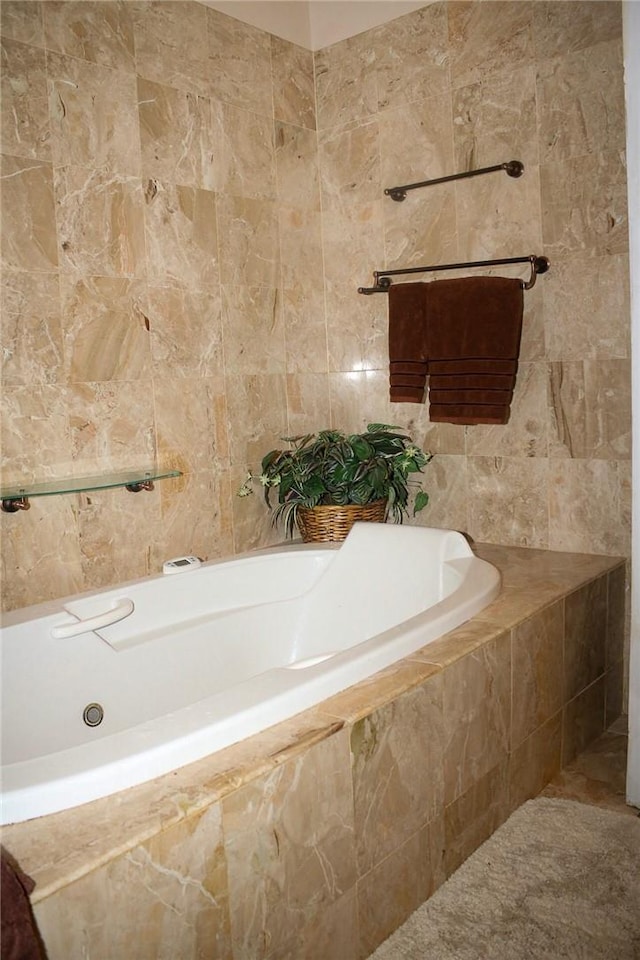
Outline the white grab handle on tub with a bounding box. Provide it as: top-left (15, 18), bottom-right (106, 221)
top-left (51, 599), bottom-right (135, 639)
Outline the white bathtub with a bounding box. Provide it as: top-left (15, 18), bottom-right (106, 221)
top-left (0, 524), bottom-right (500, 825)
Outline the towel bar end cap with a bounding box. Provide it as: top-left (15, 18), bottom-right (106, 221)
top-left (505, 160), bottom-right (524, 178)
top-left (2, 496), bottom-right (30, 512)
top-left (384, 187), bottom-right (407, 202)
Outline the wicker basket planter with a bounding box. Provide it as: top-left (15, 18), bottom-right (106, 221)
top-left (238, 425), bottom-right (432, 540)
top-left (296, 499), bottom-right (387, 543)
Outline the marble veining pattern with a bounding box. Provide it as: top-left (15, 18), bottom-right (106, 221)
top-left (137, 77), bottom-right (215, 190)
top-left (548, 458), bottom-right (631, 556)
top-left (204, 5), bottom-right (273, 116)
top-left (143, 179), bottom-right (219, 287)
top-left (1, 37), bottom-right (51, 161)
top-left (548, 359), bottom-right (631, 460)
top-left (53, 165), bottom-right (146, 278)
top-left (271, 35), bottom-right (315, 132)
top-left (532, 0), bottom-right (621, 59)
top-left (60, 275), bottom-right (151, 383)
top-left (146, 282), bottom-right (223, 379)
top-left (540, 151), bottom-right (628, 258)
top-left (1, 155), bottom-right (58, 273)
top-left (274, 121), bottom-right (321, 212)
top-left (447, 0), bottom-right (536, 89)
top-left (373, 2), bottom-right (450, 111)
top-left (511, 602), bottom-right (564, 748)
top-left (452, 65), bottom-right (539, 171)
top-left (0, 1), bottom-right (46, 46)
top-left (350, 675), bottom-right (444, 875)
top-left (132, 0), bottom-right (211, 99)
top-left (42, 0), bottom-right (135, 72)
top-left (1, 271), bottom-right (64, 385)
top-left (47, 50), bottom-right (141, 175)
top-left (536, 39), bottom-right (625, 164)
top-left (222, 729), bottom-right (356, 959)
top-left (442, 633), bottom-right (512, 804)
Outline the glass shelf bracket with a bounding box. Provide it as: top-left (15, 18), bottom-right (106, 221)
top-left (1, 468), bottom-right (182, 513)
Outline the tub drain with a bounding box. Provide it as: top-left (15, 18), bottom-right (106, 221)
top-left (83, 702), bottom-right (104, 727)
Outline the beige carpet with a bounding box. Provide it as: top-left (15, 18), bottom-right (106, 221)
top-left (370, 798), bottom-right (640, 959)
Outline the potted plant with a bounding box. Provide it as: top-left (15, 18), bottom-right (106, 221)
top-left (238, 423), bottom-right (432, 541)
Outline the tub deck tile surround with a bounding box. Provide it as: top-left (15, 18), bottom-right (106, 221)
top-left (1, 544), bottom-right (627, 960)
top-left (509, 711), bottom-right (564, 812)
top-left (357, 816), bottom-right (445, 960)
top-left (441, 631), bottom-right (512, 807)
top-left (511, 601), bottom-right (565, 748)
top-left (443, 760), bottom-right (510, 877)
top-left (222, 728), bottom-right (357, 960)
top-left (350, 673), bottom-right (445, 877)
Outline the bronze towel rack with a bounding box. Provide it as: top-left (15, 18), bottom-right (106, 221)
top-left (358, 255), bottom-right (549, 295)
top-left (384, 160), bottom-right (524, 202)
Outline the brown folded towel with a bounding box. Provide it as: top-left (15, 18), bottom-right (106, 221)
top-left (390, 385), bottom-right (425, 402)
top-left (389, 360), bottom-right (429, 375)
top-left (425, 276), bottom-right (523, 424)
top-left (390, 377), bottom-right (429, 402)
top-left (426, 276), bottom-right (523, 360)
top-left (429, 403), bottom-right (511, 425)
top-left (388, 282), bottom-right (429, 403)
top-left (428, 358), bottom-right (518, 376)
top-left (1, 848), bottom-right (48, 960)
top-left (429, 389), bottom-right (514, 405)
top-left (428, 373), bottom-right (516, 391)
top-left (390, 373), bottom-right (429, 388)
top-left (387, 275), bottom-right (524, 420)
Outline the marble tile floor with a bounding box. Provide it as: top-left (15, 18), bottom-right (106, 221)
top-left (539, 716), bottom-right (639, 818)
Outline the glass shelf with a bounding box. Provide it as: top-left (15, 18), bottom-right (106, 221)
top-left (1, 468), bottom-right (182, 513)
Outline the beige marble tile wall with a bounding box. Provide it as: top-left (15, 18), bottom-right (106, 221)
top-left (0, 0), bottom-right (321, 610)
top-left (314, 0), bottom-right (630, 558)
top-left (0, 1), bottom-right (632, 613)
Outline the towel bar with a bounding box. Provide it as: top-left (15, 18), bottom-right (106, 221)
top-left (384, 160), bottom-right (524, 202)
top-left (358, 255), bottom-right (549, 294)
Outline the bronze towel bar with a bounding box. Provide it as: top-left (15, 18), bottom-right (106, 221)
top-left (358, 254), bottom-right (549, 295)
top-left (384, 160), bottom-right (524, 202)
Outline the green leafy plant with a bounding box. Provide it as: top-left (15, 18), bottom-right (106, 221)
top-left (238, 423), bottom-right (432, 538)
